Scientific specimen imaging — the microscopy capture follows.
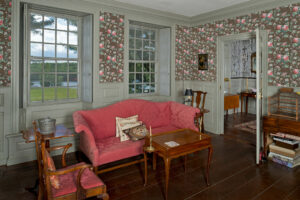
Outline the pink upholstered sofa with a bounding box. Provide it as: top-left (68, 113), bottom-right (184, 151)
top-left (73, 99), bottom-right (200, 170)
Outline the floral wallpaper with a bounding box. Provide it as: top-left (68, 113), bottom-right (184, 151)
top-left (0, 0), bottom-right (11, 87)
top-left (176, 3), bottom-right (300, 87)
top-left (99, 12), bottom-right (124, 83)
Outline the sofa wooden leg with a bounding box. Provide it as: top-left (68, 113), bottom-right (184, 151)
top-left (94, 166), bottom-right (98, 174)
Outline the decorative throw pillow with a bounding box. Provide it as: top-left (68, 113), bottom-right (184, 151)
top-left (44, 150), bottom-right (60, 189)
top-left (116, 115), bottom-right (142, 142)
top-left (125, 124), bottom-right (148, 141)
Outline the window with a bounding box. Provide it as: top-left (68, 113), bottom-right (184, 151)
top-left (128, 25), bottom-right (157, 94)
top-left (27, 10), bottom-right (81, 103)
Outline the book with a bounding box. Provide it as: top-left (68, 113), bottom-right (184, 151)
top-left (272, 136), bottom-right (299, 145)
top-left (269, 143), bottom-right (300, 158)
top-left (270, 132), bottom-right (300, 141)
top-left (275, 140), bottom-right (299, 150)
top-left (268, 152), bottom-right (300, 168)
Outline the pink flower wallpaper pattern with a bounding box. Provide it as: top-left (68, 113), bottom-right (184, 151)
top-left (176, 3), bottom-right (300, 87)
top-left (99, 12), bottom-right (125, 83)
top-left (0, 0), bottom-right (11, 87)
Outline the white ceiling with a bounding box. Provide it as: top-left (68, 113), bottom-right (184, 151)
top-left (113, 0), bottom-right (252, 17)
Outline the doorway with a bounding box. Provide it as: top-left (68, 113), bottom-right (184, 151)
top-left (216, 31), bottom-right (268, 164)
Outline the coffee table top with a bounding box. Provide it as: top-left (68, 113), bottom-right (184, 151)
top-left (147, 129), bottom-right (211, 157)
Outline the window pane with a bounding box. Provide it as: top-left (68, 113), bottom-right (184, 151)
top-left (57, 45), bottom-right (67, 58)
top-left (69, 46), bottom-right (78, 58)
top-left (44, 60), bottom-right (55, 72)
top-left (143, 40), bottom-right (149, 49)
top-left (143, 30), bottom-right (149, 39)
top-left (129, 63), bottom-right (134, 72)
top-left (136, 84), bottom-right (142, 93)
top-left (57, 31), bottom-right (67, 44)
top-left (136, 63), bottom-right (142, 72)
top-left (150, 51), bottom-right (155, 61)
top-left (136, 73), bottom-right (142, 83)
top-left (69, 19), bottom-right (78, 31)
top-left (143, 63), bottom-right (150, 72)
top-left (44, 30), bottom-right (55, 43)
top-left (69, 74), bottom-right (78, 87)
top-left (44, 74), bottom-right (55, 87)
top-left (129, 28), bottom-right (135, 37)
top-left (136, 39), bottom-right (142, 49)
top-left (57, 61), bottom-right (68, 72)
top-left (30, 88), bottom-right (42, 102)
top-left (69, 61), bottom-right (78, 72)
top-left (136, 29), bottom-right (142, 38)
top-left (151, 73), bottom-right (155, 82)
top-left (57, 18), bottom-right (68, 30)
top-left (149, 30), bottom-right (155, 40)
top-left (143, 73), bottom-right (150, 83)
top-left (143, 84), bottom-right (150, 93)
top-left (129, 38), bottom-right (134, 49)
top-left (129, 73), bottom-right (134, 83)
top-left (69, 32), bottom-right (78, 45)
top-left (44, 16), bottom-right (55, 29)
top-left (150, 41), bottom-right (155, 50)
top-left (129, 84), bottom-right (134, 94)
top-left (31, 29), bottom-right (42, 42)
top-left (57, 88), bottom-right (68, 99)
top-left (143, 51), bottom-right (149, 61)
top-left (57, 74), bottom-right (67, 86)
top-left (69, 87), bottom-right (78, 99)
top-left (44, 88), bottom-right (55, 100)
top-left (31, 43), bottom-right (42, 57)
top-left (150, 63), bottom-right (155, 72)
top-left (30, 60), bottom-right (43, 72)
top-left (150, 84), bottom-right (155, 92)
top-left (30, 73), bottom-right (42, 88)
top-left (136, 51), bottom-right (142, 60)
top-left (44, 44), bottom-right (55, 57)
top-left (129, 50), bottom-right (134, 60)
top-left (30, 13), bottom-right (43, 29)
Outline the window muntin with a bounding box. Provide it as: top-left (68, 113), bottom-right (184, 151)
top-left (128, 25), bottom-right (157, 95)
top-left (28, 11), bottom-right (80, 104)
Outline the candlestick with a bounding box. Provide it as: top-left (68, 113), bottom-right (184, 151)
top-left (145, 126), bottom-right (155, 152)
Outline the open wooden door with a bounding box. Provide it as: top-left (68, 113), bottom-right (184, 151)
top-left (256, 29), bottom-right (263, 164)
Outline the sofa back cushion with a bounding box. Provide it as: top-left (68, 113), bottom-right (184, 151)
top-left (80, 99), bottom-right (171, 141)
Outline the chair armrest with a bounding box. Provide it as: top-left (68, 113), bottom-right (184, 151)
top-left (47, 143), bottom-right (72, 167)
top-left (47, 163), bottom-right (92, 176)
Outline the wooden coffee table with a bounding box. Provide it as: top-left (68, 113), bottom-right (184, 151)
top-left (143, 129), bottom-right (213, 200)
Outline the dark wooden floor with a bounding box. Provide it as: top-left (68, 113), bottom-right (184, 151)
top-left (0, 113), bottom-right (299, 200)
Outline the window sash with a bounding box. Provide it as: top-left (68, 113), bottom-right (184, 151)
top-left (26, 9), bottom-right (82, 105)
top-left (128, 25), bottom-right (159, 95)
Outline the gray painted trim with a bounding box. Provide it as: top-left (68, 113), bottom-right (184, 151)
top-left (190, 0), bottom-right (300, 26)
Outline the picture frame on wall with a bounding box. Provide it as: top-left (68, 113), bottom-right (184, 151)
top-left (251, 52), bottom-right (256, 73)
top-left (198, 54), bottom-right (208, 70)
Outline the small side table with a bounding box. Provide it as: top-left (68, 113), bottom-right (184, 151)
top-left (240, 91), bottom-right (256, 114)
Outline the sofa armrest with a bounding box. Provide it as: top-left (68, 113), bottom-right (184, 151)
top-left (169, 101), bottom-right (200, 131)
top-left (73, 111), bottom-right (99, 166)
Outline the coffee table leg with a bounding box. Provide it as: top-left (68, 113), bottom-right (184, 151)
top-left (206, 146), bottom-right (213, 186)
top-left (164, 157), bottom-right (171, 200)
top-left (153, 153), bottom-right (157, 170)
top-left (144, 151), bottom-right (148, 186)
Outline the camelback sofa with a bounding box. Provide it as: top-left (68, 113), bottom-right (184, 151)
top-left (73, 99), bottom-right (200, 173)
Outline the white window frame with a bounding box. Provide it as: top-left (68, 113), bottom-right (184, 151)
top-left (24, 8), bottom-right (82, 106)
top-left (128, 24), bottom-right (160, 96)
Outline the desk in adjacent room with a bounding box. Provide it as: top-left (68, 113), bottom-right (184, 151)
top-left (240, 91), bottom-right (256, 114)
top-left (224, 93), bottom-right (239, 115)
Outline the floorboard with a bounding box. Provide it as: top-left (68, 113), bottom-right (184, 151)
top-left (0, 113), bottom-right (299, 200)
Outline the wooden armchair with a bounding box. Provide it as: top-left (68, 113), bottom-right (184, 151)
top-left (191, 90), bottom-right (209, 132)
top-left (33, 122), bottom-right (109, 200)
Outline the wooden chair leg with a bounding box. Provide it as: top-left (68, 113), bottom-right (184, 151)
top-left (97, 193), bottom-right (109, 200)
top-left (153, 153), bottom-right (157, 170)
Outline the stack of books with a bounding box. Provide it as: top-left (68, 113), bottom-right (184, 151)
top-left (268, 133), bottom-right (300, 168)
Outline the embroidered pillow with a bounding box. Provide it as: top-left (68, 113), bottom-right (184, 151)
top-left (125, 124), bottom-right (148, 141)
top-left (116, 115), bottom-right (142, 142)
top-left (44, 150), bottom-right (60, 189)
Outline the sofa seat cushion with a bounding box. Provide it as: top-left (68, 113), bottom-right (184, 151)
top-left (96, 137), bottom-right (144, 166)
top-left (51, 163), bottom-right (104, 198)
